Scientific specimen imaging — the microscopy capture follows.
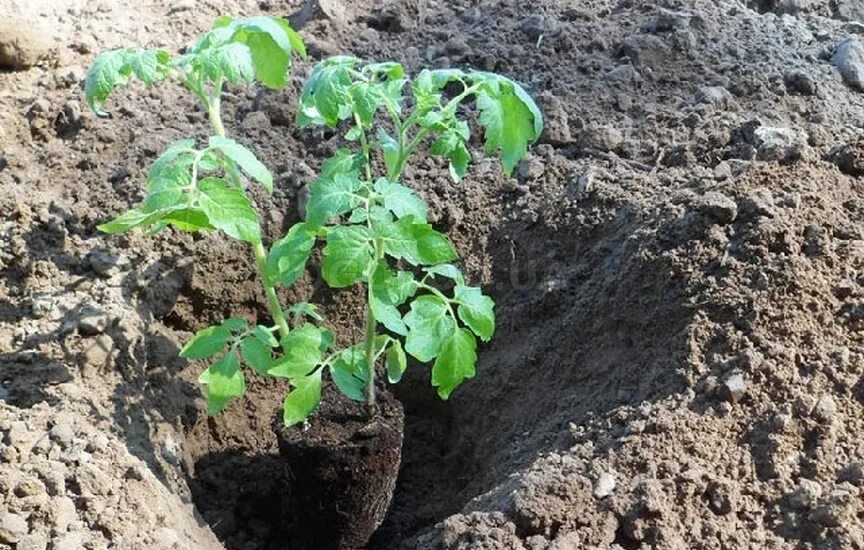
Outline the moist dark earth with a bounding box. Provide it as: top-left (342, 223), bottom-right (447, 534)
top-left (3, 0), bottom-right (864, 548)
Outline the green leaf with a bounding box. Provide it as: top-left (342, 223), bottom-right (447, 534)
top-left (348, 82), bottom-right (379, 126)
top-left (85, 49), bottom-right (131, 113)
top-left (306, 173), bottom-right (363, 228)
top-left (424, 264), bottom-right (465, 284)
top-left (196, 178), bottom-right (261, 243)
top-left (97, 207), bottom-right (167, 234)
top-left (330, 346), bottom-right (368, 402)
top-left (376, 129), bottom-right (400, 177)
top-left (198, 42), bottom-right (255, 84)
top-left (454, 285), bottom-right (496, 342)
top-left (181, 325), bottom-right (232, 359)
top-left (209, 136), bottom-right (274, 192)
top-left (247, 32), bottom-right (291, 88)
top-left (199, 351), bottom-right (246, 414)
top-left (161, 208), bottom-right (215, 232)
top-left (147, 139), bottom-right (196, 186)
top-left (253, 325), bottom-right (279, 347)
top-left (287, 302), bottom-right (323, 322)
top-left (269, 324), bottom-right (325, 378)
top-left (283, 368), bottom-right (322, 426)
top-left (371, 263), bottom-right (416, 336)
top-left (275, 18), bottom-right (307, 59)
top-left (297, 56), bottom-right (357, 127)
top-left (432, 328), bottom-right (477, 399)
top-left (321, 225), bottom-right (374, 288)
top-left (377, 217), bottom-right (457, 266)
top-left (128, 49), bottom-right (171, 85)
top-left (386, 340), bottom-right (407, 384)
top-left (265, 223), bottom-right (315, 286)
top-left (404, 295), bottom-right (456, 362)
top-left (375, 179), bottom-right (428, 221)
top-left (475, 77), bottom-right (544, 176)
top-left (241, 336), bottom-right (273, 374)
top-left (222, 317), bottom-right (249, 331)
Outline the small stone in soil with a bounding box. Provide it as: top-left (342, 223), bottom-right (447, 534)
top-left (696, 192), bottom-right (738, 224)
top-left (16, 532), bottom-right (48, 550)
top-left (813, 395), bottom-right (837, 425)
top-left (0, 20), bottom-right (53, 70)
top-left (517, 156), bottom-right (545, 181)
top-left (78, 313), bottom-right (109, 336)
top-left (83, 334), bottom-right (114, 371)
top-left (720, 374), bottom-right (746, 403)
top-left (834, 38), bottom-right (864, 91)
top-left (593, 472), bottom-right (616, 498)
top-left (0, 512), bottom-right (29, 544)
top-left (49, 423), bottom-right (75, 448)
top-left (88, 249), bottom-right (127, 277)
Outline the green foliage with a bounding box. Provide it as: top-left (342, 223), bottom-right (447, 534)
top-left (85, 15), bottom-right (306, 114)
top-left (88, 19), bottom-right (541, 427)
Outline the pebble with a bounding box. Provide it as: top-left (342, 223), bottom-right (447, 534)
top-left (152, 527), bottom-right (180, 547)
top-left (30, 295), bottom-right (56, 318)
top-left (0, 20), bottom-right (53, 70)
top-left (581, 125), bottom-right (622, 152)
top-left (0, 512), bottom-right (29, 543)
top-left (813, 395), bottom-right (837, 425)
top-left (783, 70), bottom-right (817, 95)
top-left (78, 313), bottom-right (109, 336)
top-left (83, 333), bottom-right (114, 370)
top-left (49, 423), bottom-right (75, 448)
top-left (444, 37), bottom-right (470, 57)
top-left (620, 34), bottom-right (671, 68)
top-left (538, 93), bottom-right (571, 145)
top-left (825, 140), bottom-right (864, 177)
top-left (593, 472), bottom-right (616, 498)
top-left (696, 86), bottom-right (735, 110)
top-left (713, 161), bottom-right (732, 180)
top-left (241, 111), bottom-right (271, 132)
top-left (16, 532), bottom-right (48, 550)
top-left (644, 8), bottom-right (694, 33)
top-left (721, 373), bottom-right (746, 403)
top-left (753, 126), bottom-right (807, 162)
top-left (834, 38), bottom-right (864, 91)
top-left (52, 497), bottom-right (77, 533)
top-left (517, 156), bottom-right (545, 181)
top-left (52, 532), bottom-right (84, 550)
top-left (88, 249), bottom-right (127, 277)
top-left (697, 192), bottom-right (738, 224)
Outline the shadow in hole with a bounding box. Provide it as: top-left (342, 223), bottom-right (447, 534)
top-left (372, 200), bottom-right (698, 545)
top-left (0, 352), bottom-right (65, 408)
top-left (188, 449), bottom-right (297, 550)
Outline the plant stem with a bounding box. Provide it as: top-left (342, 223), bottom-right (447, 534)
top-left (363, 279), bottom-right (377, 412)
top-left (205, 87), bottom-right (290, 341)
top-left (252, 241), bottom-right (291, 340)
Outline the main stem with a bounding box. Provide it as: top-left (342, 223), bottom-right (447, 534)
top-left (363, 277), bottom-right (377, 411)
top-left (205, 91), bottom-right (290, 341)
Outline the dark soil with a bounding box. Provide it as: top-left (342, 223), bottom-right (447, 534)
top-left (3, 0), bottom-right (864, 549)
top-left (276, 387), bottom-right (404, 549)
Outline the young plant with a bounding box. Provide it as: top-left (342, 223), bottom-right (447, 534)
top-left (85, 15), bottom-right (306, 342)
top-left (255, 56), bottom-right (544, 424)
top-left (86, 21), bottom-right (543, 426)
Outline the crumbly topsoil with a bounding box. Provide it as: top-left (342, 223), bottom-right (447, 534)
top-left (2, 0), bottom-right (864, 548)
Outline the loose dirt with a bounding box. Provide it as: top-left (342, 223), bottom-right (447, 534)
top-left (2, 0), bottom-right (864, 548)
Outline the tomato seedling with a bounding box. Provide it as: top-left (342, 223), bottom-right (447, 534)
top-left (86, 22), bottom-right (543, 426)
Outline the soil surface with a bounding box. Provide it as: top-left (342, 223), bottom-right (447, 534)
top-left (2, 0), bottom-right (864, 549)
